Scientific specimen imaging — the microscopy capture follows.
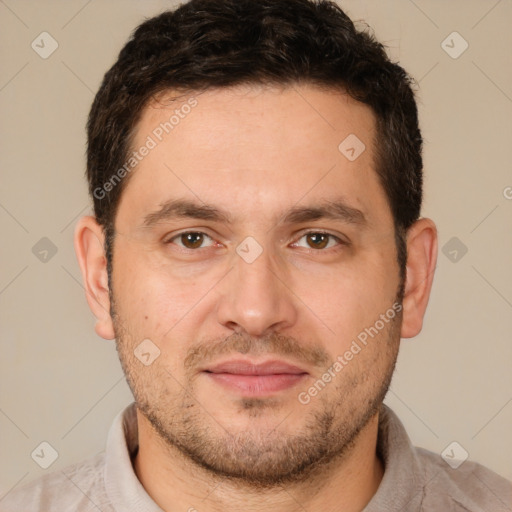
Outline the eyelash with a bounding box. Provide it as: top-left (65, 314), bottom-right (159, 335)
top-left (165, 230), bottom-right (347, 252)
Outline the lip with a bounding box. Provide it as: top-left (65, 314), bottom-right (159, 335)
top-left (202, 359), bottom-right (309, 396)
top-left (205, 359), bottom-right (307, 375)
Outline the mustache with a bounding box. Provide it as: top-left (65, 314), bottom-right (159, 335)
top-left (183, 331), bottom-right (331, 371)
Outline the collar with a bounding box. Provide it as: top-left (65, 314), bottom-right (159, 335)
top-left (103, 402), bottom-right (425, 512)
top-left (104, 403), bottom-right (164, 512)
top-left (363, 404), bottom-right (425, 511)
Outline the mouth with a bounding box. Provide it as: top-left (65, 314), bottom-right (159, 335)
top-left (202, 359), bottom-right (309, 396)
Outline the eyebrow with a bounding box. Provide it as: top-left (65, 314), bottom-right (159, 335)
top-left (282, 200), bottom-right (366, 226)
top-left (142, 197), bottom-right (367, 228)
top-left (143, 199), bottom-right (232, 227)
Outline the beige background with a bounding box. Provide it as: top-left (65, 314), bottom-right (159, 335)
top-left (1, 0), bottom-right (511, 497)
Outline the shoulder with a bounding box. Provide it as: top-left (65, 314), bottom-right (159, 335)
top-left (373, 406), bottom-right (512, 512)
top-left (0, 452), bottom-right (114, 512)
top-left (415, 446), bottom-right (512, 511)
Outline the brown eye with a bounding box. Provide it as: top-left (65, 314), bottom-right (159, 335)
top-left (179, 232), bottom-right (207, 249)
top-left (306, 233), bottom-right (330, 249)
top-left (292, 232), bottom-right (344, 251)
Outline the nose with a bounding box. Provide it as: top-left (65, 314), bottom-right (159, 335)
top-left (215, 243), bottom-right (298, 337)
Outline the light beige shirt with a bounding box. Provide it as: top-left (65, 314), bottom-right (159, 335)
top-left (1, 403), bottom-right (511, 511)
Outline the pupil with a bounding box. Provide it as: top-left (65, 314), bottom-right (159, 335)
top-left (308, 233), bottom-right (328, 249)
top-left (183, 233), bottom-right (203, 248)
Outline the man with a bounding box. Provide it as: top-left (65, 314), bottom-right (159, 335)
top-left (2, 0), bottom-right (511, 511)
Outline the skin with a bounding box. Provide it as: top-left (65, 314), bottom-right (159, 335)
top-left (75, 84), bottom-right (437, 512)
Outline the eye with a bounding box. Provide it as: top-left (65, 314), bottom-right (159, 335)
top-left (167, 231), bottom-right (216, 250)
top-left (292, 232), bottom-right (344, 250)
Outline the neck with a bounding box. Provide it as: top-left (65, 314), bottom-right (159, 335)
top-left (133, 410), bottom-right (384, 512)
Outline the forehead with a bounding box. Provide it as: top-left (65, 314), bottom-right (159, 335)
top-left (116, 84), bottom-right (389, 229)
top-left (142, 83), bottom-right (375, 157)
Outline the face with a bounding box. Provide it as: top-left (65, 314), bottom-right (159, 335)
top-left (110, 84), bottom-right (403, 486)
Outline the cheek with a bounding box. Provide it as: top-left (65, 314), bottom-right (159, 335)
top-left (290, 253), bottom-right (398, 344)
top-left (111, 246), bottom-right (170, 334)
top-left (111, 245), bottom-right (212, 348)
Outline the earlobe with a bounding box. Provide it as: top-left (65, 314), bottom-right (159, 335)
top-left (400, 218), bottom-right (438, 339)
top-left (74, 216), bottom-right (116, 340)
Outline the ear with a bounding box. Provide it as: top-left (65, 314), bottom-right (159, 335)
top-left (74, 216), bottom-right (115, 340)
top-left (400, 218), bottom-right (438, 339)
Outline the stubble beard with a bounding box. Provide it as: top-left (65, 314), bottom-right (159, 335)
top-left (112, 298), bottom-right (401, 489)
